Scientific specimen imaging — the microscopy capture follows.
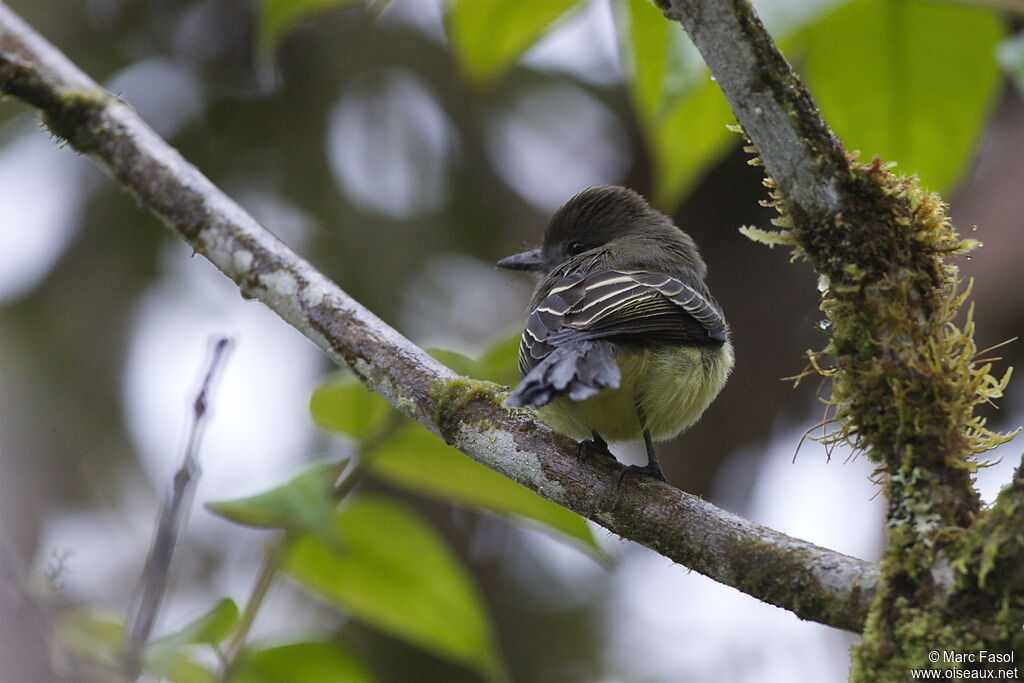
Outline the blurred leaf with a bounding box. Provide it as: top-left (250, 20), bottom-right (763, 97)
top-left (998, 31), bottom-right (1024, 96)
top-left (52, 609), bottom-right (125, 671)
top-left (624, 0), bottom-right (674, 121)
top-left (649, 81), bottom-right (735, 210)
top-left (207, 463), bottom-right (340, 545)
top-left (621, 0), bottom-right (734, 209)
top-left (368, 424), bottom-right (607, 560)
top-left (448, 0), bottom-right (582, 85)
top-left (258, 0), bottom-right (362, 48)
top-left (429, 334), bottom-right (521, 386)
top-left (311, 374), bottom-right (393, 442)
top-left (146, 599), bottom-right (238, 677)
top-left (164, 654), bottom-right (216, 683)
top-left (474, 334), bottom-right (521, 385)
top-left (428, 348), bottom-right (480, 378)
top-left (800, 0), bottom-right (1004, 191)
top-left (229, 641), bottom-right (371, 683)
top-left (285, 497), bottom-right (503, 679)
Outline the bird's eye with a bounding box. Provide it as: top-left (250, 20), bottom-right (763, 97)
top-left (566, 241), bottom-right (588, 256)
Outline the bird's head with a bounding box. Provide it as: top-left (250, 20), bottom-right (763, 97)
top-left (496, 186), bottom-right (707, 278)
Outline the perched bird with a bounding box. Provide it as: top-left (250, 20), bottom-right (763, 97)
top-left (497, 186), bottom-right (734, 482)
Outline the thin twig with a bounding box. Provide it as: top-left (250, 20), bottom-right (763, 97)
top-left (221, 463), bottom-right (368, 670)
top-left (220, 418), bottom-right (398, 672)
top-left (124, 337), bottom-right (233, 678)
top-left (221, 538), bottom-right (285, 670)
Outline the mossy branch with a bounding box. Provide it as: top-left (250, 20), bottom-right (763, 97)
top-left (659, 0), bottom-right (1021, 676)
top-left (0, 5), bottom-right (878, 634)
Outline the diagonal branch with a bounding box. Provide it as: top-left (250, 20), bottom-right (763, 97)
top-left (0, 4), bottom-right (877, 633)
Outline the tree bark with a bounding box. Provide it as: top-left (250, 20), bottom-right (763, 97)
top-left (658, 0), bottom-right (1023, 676)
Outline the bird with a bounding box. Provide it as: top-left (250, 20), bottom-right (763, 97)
top-left (496, 186), bottom-right (734, 483)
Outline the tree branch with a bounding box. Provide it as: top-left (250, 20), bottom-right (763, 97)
top-left (0, 4), bottom-right (877, 633)
top-left (656, 0), bottom-right (848, 216)
top-left (658, 0), bottom-right (1022, 676)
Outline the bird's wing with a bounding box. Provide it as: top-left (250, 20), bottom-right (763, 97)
top-left (518, 269), bottom-right (727, 376)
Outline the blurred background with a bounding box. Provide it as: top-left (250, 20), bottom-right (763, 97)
top-left (1, 0), bottom-right (1022, 681)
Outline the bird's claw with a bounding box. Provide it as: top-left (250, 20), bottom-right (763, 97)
top-left (617, 462), bottom-right (668, 485)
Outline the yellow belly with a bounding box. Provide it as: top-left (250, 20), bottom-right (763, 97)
top-left (536, 342), bottom-right (734, 442)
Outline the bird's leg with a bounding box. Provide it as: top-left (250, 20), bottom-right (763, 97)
top-left (640, 428), bottom-right (668, 482)
top-left (618, 404), bottom-right (668, 483)
top-left (578, 432), bottom-right (615, 461)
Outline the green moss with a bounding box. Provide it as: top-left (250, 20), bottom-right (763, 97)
top-left (757, 157), bottom-right (1015, 526)
top-left (743, 144), bottom-right (1021, 676)
top-left (0, 59), bottom-right (108, 151)
top-left (852, 518), bottom-right (1022, 679)
top-left (734, 538), bottom-right (868, 630)
top-left (41, 88), bottom-right (108, 152)
top-left (952, 470), bottom-right (1024, 594)
top-left (429, 378), bottom-right (509, 443)
top-left (853, 588), bottom-right (1022, 679)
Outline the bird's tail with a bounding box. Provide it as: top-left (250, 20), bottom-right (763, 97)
top-left (506, 340), bottom-right (621, 409)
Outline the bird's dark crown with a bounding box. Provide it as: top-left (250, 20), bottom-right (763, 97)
top-left (541, 186), bottom-right (707, 278)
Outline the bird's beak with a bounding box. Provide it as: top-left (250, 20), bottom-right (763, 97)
top-left (496, 247), bottom-right (546, 272)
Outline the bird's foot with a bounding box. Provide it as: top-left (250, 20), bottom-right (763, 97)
top-left (617, 462), bottom-right (668, 485)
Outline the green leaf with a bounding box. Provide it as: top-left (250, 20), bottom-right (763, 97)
top-left (368, 424), bottom-right (606, 561)
top-left (146, 599), bottom-right (238, 678)
top-left (649, 81), bottom-right (735, 210)
top-left (258, 0), bottom-right (362, 49)
top-left (473, 334), bottom-right (521, 386)
top-left (164, 654), bottom-right (216, 683)
top-left (448, 0), bottom-right (582, 85)
top-left (311, 374), bottom-right (394, 442)
top-left (206, 463), bottom-right (340, 545)
top-left (228, 641), bottom-right (371, 683)
top-left (624, 0), bottom-right (677, 121)
top-left (428, 348), bottom-right (481, 378)
top-left (429, 334), bottom-right (521, 386)
top-left (800, 0), bottom-right (1004, 191)
top-left (998, 31), bottom-right (1024, 96)
top-left (285, 497), bottom-right (503, 679)
top-left (620, 0), bottom-right (734, 210)
top-left (52, 609), bottom-right (125, 671)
